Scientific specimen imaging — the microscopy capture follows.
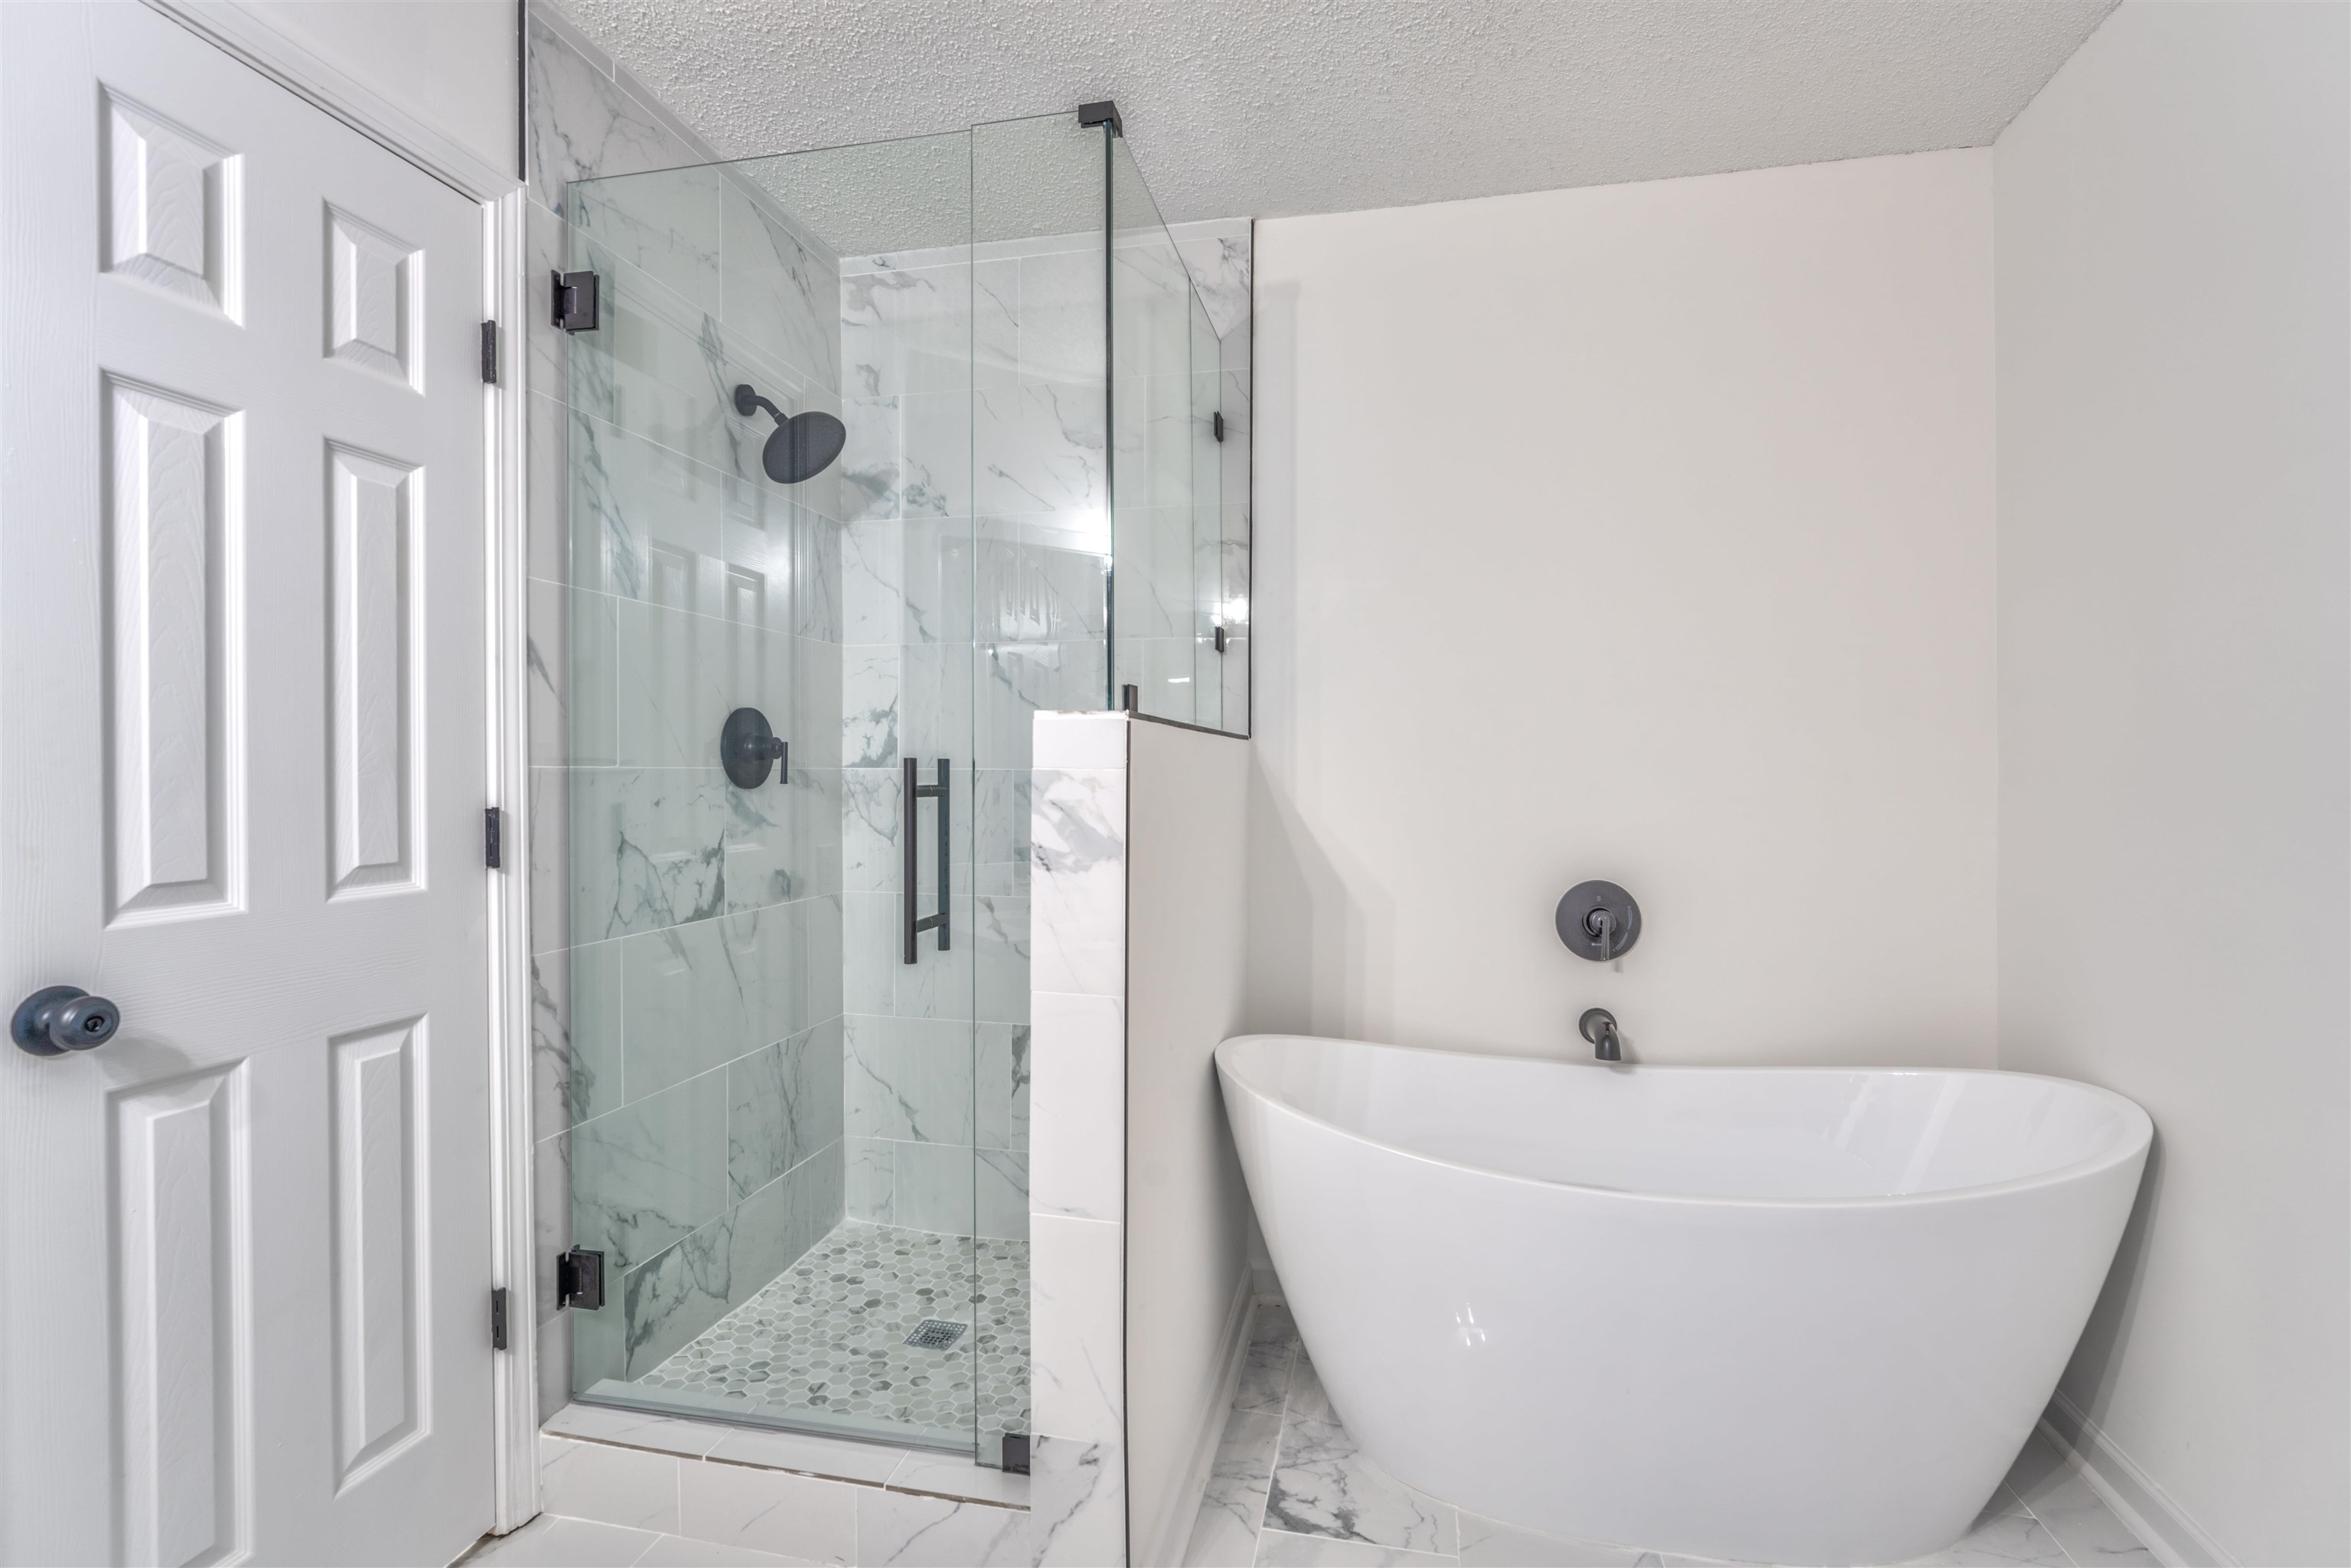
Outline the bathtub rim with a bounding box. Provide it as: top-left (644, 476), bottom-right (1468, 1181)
top-left (1215, 1032), bottom-right (2154, 1212)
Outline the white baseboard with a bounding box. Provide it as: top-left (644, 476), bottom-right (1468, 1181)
top-left (1139, 1270), bottom-right (1255, 1568)
top-left (2038, 1390), bottom-right (2235, 1568)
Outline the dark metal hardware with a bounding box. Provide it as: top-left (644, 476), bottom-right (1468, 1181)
top-left (1122, 683), bottom-right (1140, 714)
top-left (1580, 1007), bottom-right (1624, 1063)
top-left (480, 320), bottom-right (498, 384)
top-left (1557, 880), bottom-right (1642, 963)
top-left (491, 1287), bottom-right (509, 1350)
top-left (12, 986), bottom-right (120, 1058)
top-left (1213, 410), bottom-right (1226, 442)
top-left (733, 383), bottom-right (846, 485)
top-left (1213, 624), bottom-right (1228, 654)
top-left (1077, 99), bottom-right (1123, 135)
top-left (1001, 1433), bottom-right (1032, 1475)
top-left (484, 806), bottom-right (503, 869)
top-left (557, 1247), bottom-right (605, 1311)
top-left (722, 706), bottom-right (788, 789)
top-left (902, 757), bottom-right (951, 963)
top-left (552, 269), bottom-right (599, 332)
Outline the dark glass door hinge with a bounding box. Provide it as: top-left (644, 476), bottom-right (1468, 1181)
top-left (484, 806), bottom-right (504, 869)
top-left (1212, 409), bottom-right (1226, 442)
top-left (480, 320), bottom-right (499, 384)
top-left (557, 1247), bottom-right (605, 1310)
top-left (552, 269), bottom-right (600, 332)
top-left (1000, 1433), bottom-right (1031, 1475)
top-left (491, 1286), bottom-right (509, 1351)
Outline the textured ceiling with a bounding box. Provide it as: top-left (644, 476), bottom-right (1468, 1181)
top-left (548, 0), bottom-right (2115, 224)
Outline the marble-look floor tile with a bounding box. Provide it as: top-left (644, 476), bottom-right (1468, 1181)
top-left (1266, 1413), bottom-right (1456, 1557)
top-left (1897, 1504), bottom-right (2070, 1567)
top-left (635, 1532), bottom-right (820, 1566)
top-left (540, 1433), bottom-right (682, 1534)
top-left (855, 1487), bottom-right (1032, 1566)
top-left (1183, 1410), bottom-right (1283, 1567)
top-left (460, 1514), bottom-right (661, 1566)
top-left (1253, 1527), bottom-right (1456, 1566)
top-left (1456, 1512), bottom-right (1653, 1567)
top-left (1998, 1433), bottom-right (2161, 1568)
top-left (677, 1460), bottom-right (859, 1564)
top-left (1232, 1341), bottom-right (1294, 1416)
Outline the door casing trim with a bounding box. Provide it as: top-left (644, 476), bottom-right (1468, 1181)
top-left (137, 0), bottom-right (540, 1535)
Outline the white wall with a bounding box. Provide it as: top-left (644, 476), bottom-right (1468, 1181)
top-left (1994, 5), bottom-right (2351, 1563)
top-left (218, 0), bottom-right (515, 177)
top-left (1125, 719), bottom-right (1252, 1567)
top-left (1247, 150), bottom-right (1997, 1068)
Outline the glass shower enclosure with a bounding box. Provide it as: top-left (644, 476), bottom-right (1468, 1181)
top-left (554, 111), bottom-right (1245, 1468)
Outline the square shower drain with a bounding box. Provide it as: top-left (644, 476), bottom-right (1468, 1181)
top-left (905, 1319), bottom-right (968, 1351)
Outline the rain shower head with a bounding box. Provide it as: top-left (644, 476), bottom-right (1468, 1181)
top-left (733, 383), bottom-right (846, 485)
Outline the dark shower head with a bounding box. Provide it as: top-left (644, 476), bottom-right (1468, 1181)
top-left (733, 383), bottom-right (846, 485)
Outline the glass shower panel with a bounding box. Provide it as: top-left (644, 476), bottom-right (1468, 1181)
top-left (561, 131), bottom-right (993, 1454)
top-left (1107, 134), bottom-right (1247, 732)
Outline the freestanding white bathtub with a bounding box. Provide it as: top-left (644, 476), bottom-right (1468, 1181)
top-left (1215, 1035), bottom-right (2152, 1566)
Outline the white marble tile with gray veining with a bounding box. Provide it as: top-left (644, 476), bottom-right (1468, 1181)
top-left (1031, 768), bottom-right (1127, 997)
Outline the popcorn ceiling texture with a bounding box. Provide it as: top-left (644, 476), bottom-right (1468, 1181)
top-left (544, 0), bottom-right (2115, 223)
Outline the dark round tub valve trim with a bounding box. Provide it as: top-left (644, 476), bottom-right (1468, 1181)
top-left (722, 706), bottom-right (787, 789)
top-left (1557, 880), bottom-right (1640, 963)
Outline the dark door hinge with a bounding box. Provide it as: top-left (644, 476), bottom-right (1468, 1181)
top-left (491, 1286), bottom-right (509, 1350)
top-left (557, 1247), bottom-right (605, 1311)
top-left (1212, 409), bottom-right (1225, 442)
top-left (481, 321), bottom-right (499, 384)
top-left (1000, 1433), bottom-right (1031, 1474)
top-left (1213, 624), bottom-right (1228, 654)
top-left (1076, 99), bottom-right (1122, 136)
top-left (484, 806), bottom-right (504, 870)
top-left (552, 269), bottom-right (599, 332)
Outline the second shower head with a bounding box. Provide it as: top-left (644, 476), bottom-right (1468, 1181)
top-left (734, 383), bottom-right (846, 485)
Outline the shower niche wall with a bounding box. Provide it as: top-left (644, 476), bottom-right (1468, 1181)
top-left (551, 112), bottom-right (1247, 1467)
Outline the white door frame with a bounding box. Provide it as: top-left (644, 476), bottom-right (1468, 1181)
top-left (135, 0), bottom-right (541, 1536)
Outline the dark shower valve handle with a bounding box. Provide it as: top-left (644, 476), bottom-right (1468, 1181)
top-left (721, 707), bottom-right (788, 789)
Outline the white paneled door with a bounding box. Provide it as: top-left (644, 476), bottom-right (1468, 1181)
top-left (2, 5), bottom-right (495, 1565)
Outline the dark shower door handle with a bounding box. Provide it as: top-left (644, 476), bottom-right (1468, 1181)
top-left (902, 757), bottom-right (950, 963)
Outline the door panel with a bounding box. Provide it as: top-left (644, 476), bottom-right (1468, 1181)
top-left (2, 5), bottom-right (494, 1564)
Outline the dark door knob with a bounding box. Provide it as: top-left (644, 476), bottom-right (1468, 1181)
top-left (13, 986), bottom-right (121, 1057)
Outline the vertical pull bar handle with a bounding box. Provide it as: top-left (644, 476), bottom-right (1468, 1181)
top-left (903, 758), bottom-right (951, 963)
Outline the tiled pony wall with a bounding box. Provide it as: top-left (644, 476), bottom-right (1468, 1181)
top-left (523, 0), bottom-right (1254, 1433)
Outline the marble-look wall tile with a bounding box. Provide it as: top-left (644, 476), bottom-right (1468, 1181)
top-left (1031, 991), bottom-right (1123, 1224)
top-left (974, 1022), bottom-right (1031, 1153)
top-left (722, 174), bottom-right (841, 399)
top-left (846, 1013), bottom-right (974, 1146)
top-left (1032, 768), bottom-right (1127, 996)
top-left (1032, 1213), bottom-right (1127, 1446)
top-left (892, 1138), bottom-right (975, 1235)
top-left (727, 1017), bottom-right (846, 1199)
top-left (525, 5), bottom-right (707, 219)
top-left (846, 1134), bottom-right (895, 1224)
top-left (977, 1147), bottom-right (1029, 1242)
top-left (1032, 1436), bottom-right (1127, 1567)
top-left (571, 1069), bottom-right (730, 1275)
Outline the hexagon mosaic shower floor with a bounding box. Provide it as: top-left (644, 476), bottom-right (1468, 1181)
top-left (634, 1220), bottom-right (1029, 1443)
